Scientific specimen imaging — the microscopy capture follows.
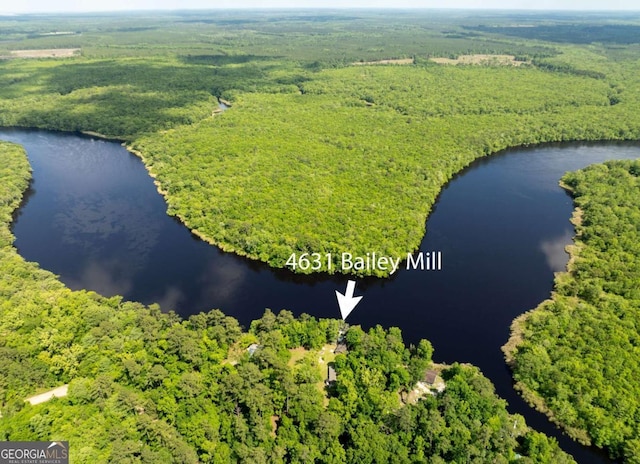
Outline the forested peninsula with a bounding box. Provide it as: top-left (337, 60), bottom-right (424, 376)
top-left (1, 12), bottom-right (640, 275)
top-left (0, 142), bottom-right (572, 462)
top-left (505, 160), bottom-right (640, 462)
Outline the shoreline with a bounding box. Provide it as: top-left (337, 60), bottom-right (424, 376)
top-left (80, 130), bottom-right (124, 141)
top-left (2, 125), bottom-right (639, 279)
top-left (124, 142), bottom-right (252, 260)
top-left (2, 126), bottom-right (634, 461)
top-left (501, 182), bottom-right (594, 447)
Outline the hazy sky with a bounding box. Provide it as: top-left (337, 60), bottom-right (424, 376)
top-left (2, 0), bottom-right (639, 13)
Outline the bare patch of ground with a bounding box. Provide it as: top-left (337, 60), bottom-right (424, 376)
top-left (25, 385), bottom-right (69, 405)
top-left (270, 415), bottom-right (279, 438)
top-left (352, 58), bottom-right (414, 66)
top-left (38, 32), bottom-right (77, 37)
top-left (402, 363), bottom-right (448, 405)
top-left (405, 377), bottom-right (446, 404)
top-left (430, 54), bottom-right (526, 66)
top-left (8, 48), bottom-right (80, 59)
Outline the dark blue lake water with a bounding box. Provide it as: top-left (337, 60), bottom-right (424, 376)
top-left (2, 127), bottom-right (637, 463)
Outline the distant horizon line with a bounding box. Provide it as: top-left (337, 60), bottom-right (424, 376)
top-left (2, 7), bottom-right (640, 15)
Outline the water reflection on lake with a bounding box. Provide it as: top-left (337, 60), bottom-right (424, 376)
top-left (540, 229), bottom-right (574, 272)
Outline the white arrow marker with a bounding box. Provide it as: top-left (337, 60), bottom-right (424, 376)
top-left (336, 280), bottom-right (363, 320)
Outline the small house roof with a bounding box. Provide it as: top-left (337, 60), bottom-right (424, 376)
top-left (424, 370), bottom-right (438, 385)
top-left (327, 365), bottom-right (337, 383)
top-left (247, 343), bottom-right (259, 356)
top-left (334, 342), bottom-right (348, 354)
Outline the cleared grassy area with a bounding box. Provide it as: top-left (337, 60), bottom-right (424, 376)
top-left (430, 54), bottom-right (526, 66)
top-left (7, 48), bottom-right (81, 58)
top-left (286, 344), bottom-right (337, 405)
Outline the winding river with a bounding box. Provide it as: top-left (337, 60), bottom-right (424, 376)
top-left (2, 127), bottom-right (638, 463)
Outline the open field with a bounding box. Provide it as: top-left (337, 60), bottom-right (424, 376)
top-left (7, 48), bottom-right (80, 58)
top-left (352, 58), bottom-right (414, 65)
top-left (430, 54), bottom-right (526, 66)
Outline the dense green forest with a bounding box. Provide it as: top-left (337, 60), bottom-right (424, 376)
top-left (132, 64), bottom-right (637, 273)
top-left (0, 142), bottom-right (572, 462)
top-left (2, 10), bottom-right (640, 462)
top-left (1, 11), bottom-right (640, 274)
top-left (505, 160), bottom-right (640, 462)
